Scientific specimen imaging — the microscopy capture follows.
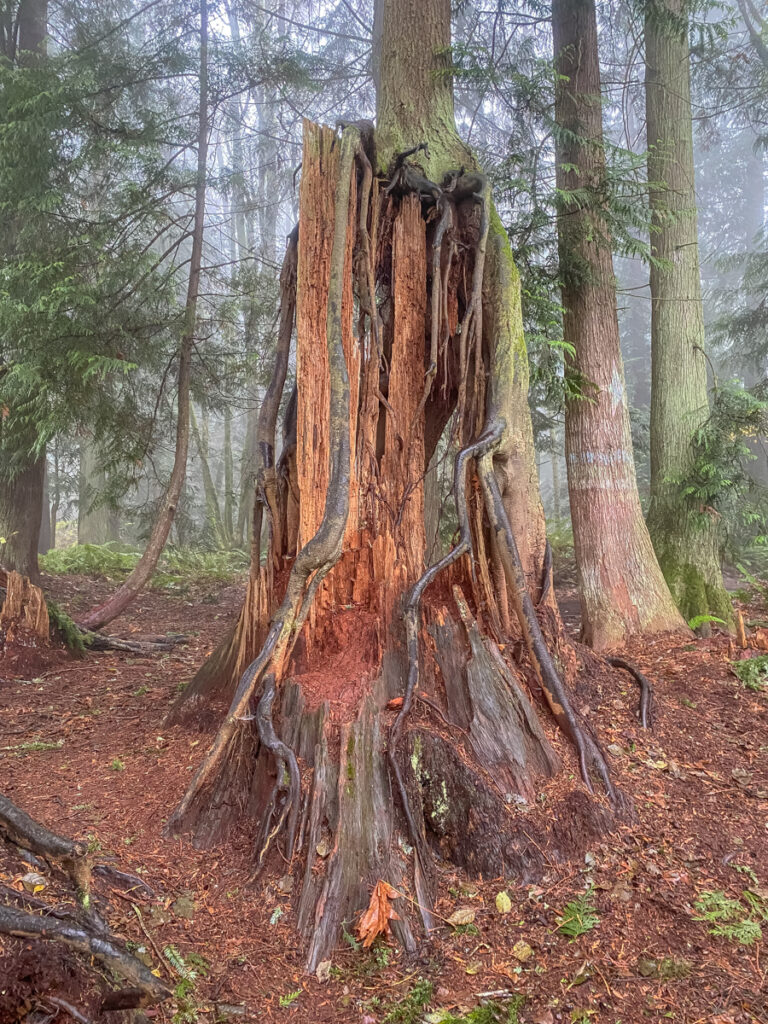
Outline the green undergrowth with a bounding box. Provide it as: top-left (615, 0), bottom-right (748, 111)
top-left (556, 887), bottom-right (599, 938)
top-left (377, 977), bottom-right (523, 1024)
top-left (693, 889), bottom-right (768, 945)
top-left (428, 997), bottom-right (525, 1023)
top-left (40, 543), bottom-right (249, 587)
top-left (730, 654), bottom-right (768, 691)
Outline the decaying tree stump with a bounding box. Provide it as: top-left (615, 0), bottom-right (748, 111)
top-left (166, 119), bottom-right (623, 971)
top-left (0, 570), bottom-right (49, 643)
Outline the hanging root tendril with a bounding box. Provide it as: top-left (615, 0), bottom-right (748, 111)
top-left (476, 435), bottom-right (618, 806)
top-left (537, 539), bottom-right (553, 608)
top-left (252, 674), bottom-right (301, 872)
top-left (389, 428), bottom-right (503, 865)
top-left (605, 656), bottom-right (653, 729)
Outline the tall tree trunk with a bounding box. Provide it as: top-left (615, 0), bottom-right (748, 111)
top-left (191, 406), bottom-right (226, 548)
top-left (38, 458), bottom-right (51, 555)
top-left (78, 442), bottom-right (114, 545)
top-left (553, 0), bottom-right (685, 649)
top-left (645, 0), bottom-right (732, 624)
top-left (550, 427), bottom-right (561, 521)
top-left (223, 408), bottom-right (235, 544)
top-left (77, 0), bottom-right (209, 631)
top-left (49, 448), bottom-right (58, 551)
top-left (0, 454), bottom-right (45, 578)
top-left (0, 0), bottom-right (48, 580)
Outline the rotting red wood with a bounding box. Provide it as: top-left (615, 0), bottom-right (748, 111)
top-left (382, 195), bottom-right (427, 588)
top-left (296, 120), bottom-right (337, 550)
top-left (0, 571), bottom-right (49, 644)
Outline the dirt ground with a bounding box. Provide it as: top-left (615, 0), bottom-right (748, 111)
top-left (1, 573), bottom-right (767, 1024)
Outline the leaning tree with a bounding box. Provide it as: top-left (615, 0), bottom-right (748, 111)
top-left (167, 0), bottom-right (631, 970)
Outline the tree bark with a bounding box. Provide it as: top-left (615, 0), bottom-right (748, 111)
top-left (77, 441), bottom-right (117, 545)
top-left (191, 405), bottom-right (226, 547)
top-left (0, 454), bottom-right (45, 579)
top-left (38, 456), bottom-right (51, 554)
top-left (0, 1), bottom-right (48, 579)
top-left (77, 0), bottom-right (209, 631)
top-left (645, 0), bottom-right (732, 624)
top-left (553, 0), bottom-right (685, 649)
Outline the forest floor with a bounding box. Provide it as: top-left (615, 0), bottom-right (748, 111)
top-left (1, 572), bottom-right (768, 1024)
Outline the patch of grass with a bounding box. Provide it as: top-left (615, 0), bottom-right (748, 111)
top-left (40, 543), bottom-right (249, 586)
top-left (133, 685), bottom-right (149, 696)
top-left (693, 889), bottom-right (768, 945)
top-left (109, 756), bottom-right (125, 772)
top-left (382, 979), bottom-right (434, 1024)
top-left (731, 654), bottom-right (768, 692)
top-left (430, 997), bottom-right (525, 1024)
top-left (556, 886), bottom-right (599, 939)
top-left (1, 738), bottom-right (63, 755)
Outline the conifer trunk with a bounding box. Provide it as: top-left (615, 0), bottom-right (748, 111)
top-left (644, 0), bottom-right (732, 624)
top-left (552, 0), bottom-right (685, 648)
top-left (0, 455), bottom-right (45, 579)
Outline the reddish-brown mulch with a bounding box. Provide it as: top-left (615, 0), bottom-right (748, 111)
top-left (1, 574), bottom-right (767, 1024)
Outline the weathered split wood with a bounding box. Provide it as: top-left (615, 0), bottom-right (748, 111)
top-left (0, 571), bottom-right (49, 641)
top-left (167, 124), bottom-right (358, 841)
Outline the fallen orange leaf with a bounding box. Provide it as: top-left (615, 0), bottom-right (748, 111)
top-left (356, 880), bottom-right (400, 947)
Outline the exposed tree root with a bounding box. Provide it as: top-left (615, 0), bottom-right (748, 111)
top-left (477, 441), bottom-right (617, 804)
top-left (0, 793), bottom-right (92, 908)
top-left (605, 656), bottom-right (653, 729)
top-left (253, 673), bottom-right (301, 871)
top-left (0, 905), bottom-right (170, 1010)
top-left (255, 224), bottom-right (299, 569)
top-left (82, 631), bottom-right (184, 654)
top-left (391, 427), bottom-right (503, 864)
top-left (537, 539), bottom-right (553, 608)
top-left (0, 793), bottom-right (171, 1011)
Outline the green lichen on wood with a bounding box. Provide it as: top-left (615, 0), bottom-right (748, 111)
top-left (659, 555), bottom-right (733, 626)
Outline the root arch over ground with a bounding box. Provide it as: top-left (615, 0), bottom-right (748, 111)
top-left (168, 120), bottom-right (624, 970)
